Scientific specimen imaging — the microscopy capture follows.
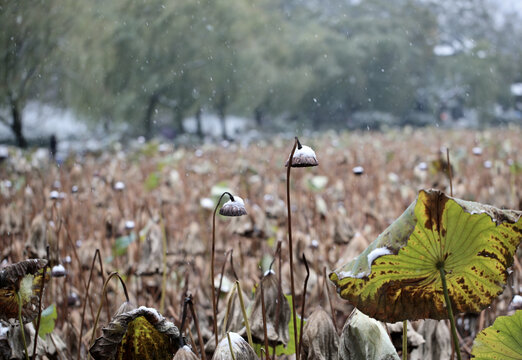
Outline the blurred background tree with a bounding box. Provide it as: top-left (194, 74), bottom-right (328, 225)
top-left (1, 0), bottom-right (521, 145)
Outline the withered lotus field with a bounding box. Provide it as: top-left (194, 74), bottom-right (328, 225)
top-left (0, 128), bottom-right (520, 360)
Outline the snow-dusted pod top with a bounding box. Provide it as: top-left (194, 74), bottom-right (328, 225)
top-left (219, 196), bottom-right (247, 217)
top-left (286, 137), bottom-right (318, 167)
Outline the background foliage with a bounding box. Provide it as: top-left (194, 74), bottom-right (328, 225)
top-left (1, 0), bottom-right (522, 145)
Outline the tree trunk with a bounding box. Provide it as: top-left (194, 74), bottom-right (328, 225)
top-left (217, 94), bottom-right (228, 140)
top-left (10, 98), bottom-right (27, 148)
top-left (195, 107), bottom-right (203, 139)
top-left (254, 106), bottom-right (263, 127)
top-left (144, 93), bottom-right (159, 140)
top-left (173, 107), bottom-right (185, 136)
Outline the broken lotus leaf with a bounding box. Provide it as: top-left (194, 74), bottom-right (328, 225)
top-left (89, 305), bottom-right (181, 360)
top-left (212, 332), bottom-right (257, 360)
top-left (471, 309), bottom-right (522, 359)
top-left (338, 309), bottom-right (399, 360)
top-left (0, 259), bottom-right (48, 323)
top-left (330, 189), bottom-right (522, 322)
top-left (173, 345), bottom-right (199, 360)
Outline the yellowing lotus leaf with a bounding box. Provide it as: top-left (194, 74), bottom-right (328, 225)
top-left (89, 305), bottom-right (180, 360)
top-left (471, 309), bottom-right (522, 359)
top-left (0, 259), bottom-right (48, 323)
top-left (330, 189), bottom-right (522, 322)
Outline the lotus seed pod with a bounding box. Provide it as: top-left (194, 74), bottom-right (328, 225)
top-left (212, 332), bottom-right (257, 360)
top-left (249, 271), bottom-right (290, 346)
top-left (51, 264), bottom-right (66, 278)
top-left (114, 181), bottom-right (125, 191)
top-left (219, 196), bottom-right (247, 217)
top-left (352, 166), bottom-right (364, 175)
top-left (286, 140), bottom-right (319, 167)
top-left (301, 308), bottom-right (339, 360)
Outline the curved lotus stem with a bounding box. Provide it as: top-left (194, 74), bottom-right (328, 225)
top-left (88, 272), bottom-right (129, 352)
top-left (286, 138), bottom-right (299, 354)
top-left (211, 191), bottom-right (234, 347)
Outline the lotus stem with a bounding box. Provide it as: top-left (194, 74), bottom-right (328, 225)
top-left (89, 272), bottom-right (129, 354)
top-left (323, 266), bottom-right (338, 333)
top-left (160, 217), bottom-right (168, 314)
top-left (286, 137), bottom-right (299, 354)
top-left (32, 249), bottom-right (49, 360)
top-left (297, 254), bottom-right (310, 360)
top-left (187, 295), bottom-right (206, 360)
top-left (78, 249), bottom-right (107, 360)
top-left (211, 192), bottom-right (232, 347)
top-left (402, 320), bottom-right (407, 360)
top-left (180, 297), bottom-right (190, 347)
top-left (236, 280), bottom-right (253, 348)
top-left (223, 283), bottom-right (236, 340)
top-left (446, 148), bottom-right (453, 197)
top-left (17, 292), bottom-right (29, 360)
top-left (260, 281), bottom-right (270, 360)
top-left (226, 332), bottom-right (237, 360)
top-left (439, 267), bottom-right (462, 360)
top-left (216, 249), bottom-right (232, 312)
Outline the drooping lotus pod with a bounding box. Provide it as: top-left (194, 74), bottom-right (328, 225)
top-left (212, 332), bottom-right (257, 360)
top-left (89, 304), bottom-right (181, 360)
top-left (330, 189), bottom-right (522, 322)
top-left (0, 259), bottom-right (48, 323)
top-left (301, 308), bottom-right (339, 360)
top-left (249, 271), bottom-right (290, 346)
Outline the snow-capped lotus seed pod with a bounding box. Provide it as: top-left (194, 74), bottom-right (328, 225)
top-left (212, 332), bottom-right (257, 360)
top-left (124, 220), bottom-right (135, 230)
top-left (286, 138), bottom-right (318, 167)
top-left (472, 147), bottom-right (483, 156)
top-left (352, 166), bottom-right (364, 175)
top-left (417, 162), bottom-right (428, 171)
top-left (114, 181), bottom-right (125, 191)
top-left (51, 264), bottom-right (66, 278)
top-left (50, 190), bottom-right (59, 200)
top-left (219, 196), bottom-right (247, 217)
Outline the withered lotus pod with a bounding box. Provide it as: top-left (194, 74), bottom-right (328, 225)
top-left (219, 196), bottom-right (247, 217)
top-left (285, 139), bottom-right (318, 168)
top-left (173, 345), bottom-right (199, 360)
top-left (0, 259), bottom-right (48, 323)
top-left (301, 308), bottom-right (339, 360)
top-left (249, 272), bottom-right (290, 346)
top-left (89, 305), bottom-right (181, 360)
top-left (212, 332), bottom-right (257, 360)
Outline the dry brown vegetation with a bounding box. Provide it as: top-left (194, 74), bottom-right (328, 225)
top-left (0, 127), bottom-right (521, 359)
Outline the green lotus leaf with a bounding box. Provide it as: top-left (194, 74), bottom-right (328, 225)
top-left (330, 189), bottom-right (522, 322)
top-left (471, 309), bottom-right (522, 359)
top-left (89, 305), bottom-right (181, 360)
